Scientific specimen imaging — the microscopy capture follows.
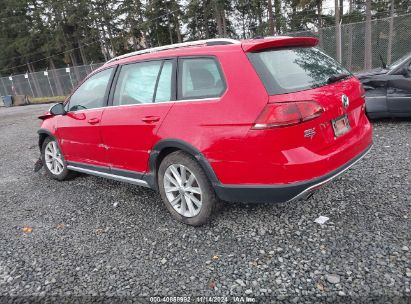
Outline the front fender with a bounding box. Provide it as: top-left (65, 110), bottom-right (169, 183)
top-left (37, 128), bottom-right (57, 151)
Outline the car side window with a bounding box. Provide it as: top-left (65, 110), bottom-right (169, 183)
top-left (113, 61), bottom-right (164, 106)
top-left (178, 57), bottom-right (226, 100)
top-left (68, 68), bottom-right (113, 112)
top-left (155, 61), bottom-right (173, 103)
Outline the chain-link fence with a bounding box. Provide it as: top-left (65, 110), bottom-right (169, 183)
top-left (1, 14), bottom-right (410, 98)
top-left (289, 13), bottom-right (411, 73)
top-left (0, 63), bottom-right (103, 98)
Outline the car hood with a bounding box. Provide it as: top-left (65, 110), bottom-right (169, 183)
top-left (355, 68), bottom-right (388, 79)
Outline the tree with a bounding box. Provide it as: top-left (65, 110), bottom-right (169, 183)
top-left (267, 0), bottom-right (274, 35)
top-left (184, 0), bottom-right (218, 40)
top-left (145, 0), bottom-right (184, 46)
top-left (121, 0), bottom-right (148, 51)
top-left (274, 0), bottom-right (281, 33)
top-left (1, 0), bottom-right (408, 76)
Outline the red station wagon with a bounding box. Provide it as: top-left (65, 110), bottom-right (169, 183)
top-left (37, 37), bottom-right (373, 226)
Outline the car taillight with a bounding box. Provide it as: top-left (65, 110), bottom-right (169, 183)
top-left (253, 101), bottom-right (324, 129)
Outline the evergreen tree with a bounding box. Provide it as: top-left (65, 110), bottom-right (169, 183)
top-left (1, 0), bottom-right (410, 74)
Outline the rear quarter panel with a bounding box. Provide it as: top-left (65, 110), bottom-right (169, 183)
top-left (157, 46), bottom-right (269, 181)
top-left (221, 77), bottom-right (372, 184)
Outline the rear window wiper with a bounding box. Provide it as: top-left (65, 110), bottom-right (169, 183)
top-left (327, 73), bottom-right (351, 84)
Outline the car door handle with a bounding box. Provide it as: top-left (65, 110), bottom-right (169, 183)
top-left (87, 118), bottom-right (100, 125)
top-left (142, 116), bottom-right (160, 123)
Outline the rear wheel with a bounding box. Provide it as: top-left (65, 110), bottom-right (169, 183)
top-left (41, 137), bottom-right (76, 181)
top-left (158, 151), bottom-right (219, 226)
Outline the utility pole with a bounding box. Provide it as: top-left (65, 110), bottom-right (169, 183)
top-left (25, 72), bottom-right (35, 97)
top-left (364, 0), bottom-right (372, 70)
top-left (335, 0), bottom-right (342, 62)
top-left (347, 0), bottom-right (354, 70)
top-left (44, 69), bottom-right (55, 96)
top-left (387, 0), bottom-right (395, 65)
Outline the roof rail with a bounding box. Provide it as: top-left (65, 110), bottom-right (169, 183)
top-left (106, 38), bottom-right (240, 64)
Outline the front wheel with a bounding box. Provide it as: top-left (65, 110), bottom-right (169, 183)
top-left (41, 137), bottom-right (76, 181)
top-left (158, 151), bottom-right (219, 226)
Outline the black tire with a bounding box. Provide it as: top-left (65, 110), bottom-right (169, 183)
top-left (158, 150), bottom-right (219, 226)
top-left (41, 137), bottom-right (76, 181)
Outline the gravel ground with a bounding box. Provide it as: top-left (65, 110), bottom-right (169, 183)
top-left (0, 104), bottom-right (410, 303)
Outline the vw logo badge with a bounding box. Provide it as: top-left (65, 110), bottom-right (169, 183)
top-left (342, 94), bottom-right (349, 109)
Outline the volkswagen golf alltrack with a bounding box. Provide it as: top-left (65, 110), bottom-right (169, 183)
top-left (37, 37), bottom-right (373, 226)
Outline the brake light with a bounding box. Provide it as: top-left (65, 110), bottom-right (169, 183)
top-left (253, 101), bottom-right (324, 129)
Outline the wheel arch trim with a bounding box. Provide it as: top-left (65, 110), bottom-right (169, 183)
top-left (37, 128), bottom-right (57, 150)
top-left (147, 139), bottom-right (220, 189)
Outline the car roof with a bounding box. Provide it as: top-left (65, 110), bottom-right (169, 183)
top-left (99, 36), bottom-right (319, 71)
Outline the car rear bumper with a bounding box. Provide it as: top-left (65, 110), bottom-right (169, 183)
top-left (214, 143), bottom-right (372, 203)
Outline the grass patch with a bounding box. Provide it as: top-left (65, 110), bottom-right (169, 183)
top-left (29, 96), bottom-right (66, 104)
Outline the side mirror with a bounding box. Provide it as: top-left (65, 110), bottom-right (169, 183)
top-left (398, 63), bottom-right (411, 76)
top-left (399, 67), bottom-right (408, 76)
top-left (49, 103), bottom-right (66, 116)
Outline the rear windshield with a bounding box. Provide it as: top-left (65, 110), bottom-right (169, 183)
top-left (247, 47), bottom-right (349, 95)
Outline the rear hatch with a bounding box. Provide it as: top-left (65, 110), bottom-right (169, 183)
top-left (244, 37), bottom-right (366, 151)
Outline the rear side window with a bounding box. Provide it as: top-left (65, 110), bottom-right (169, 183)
top-left (113, 60), bottom-right (174, 106)
top-left (247, 47), bottom-right (349, 95)
top-left (178, 57), bottom-right (226, 100)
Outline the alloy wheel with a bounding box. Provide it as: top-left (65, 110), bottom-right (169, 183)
top-left (44, 141), bottom-right (64, 175)
top-left (163, 164), bottom-right (203, 218)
